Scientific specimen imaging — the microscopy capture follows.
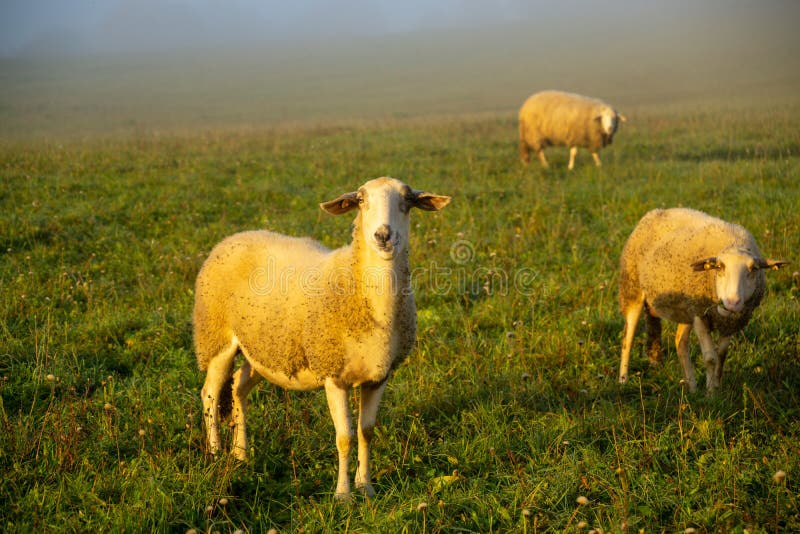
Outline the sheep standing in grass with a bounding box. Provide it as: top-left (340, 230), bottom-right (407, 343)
top-left (194, 177), bottom-right (450, 499)
top-left (618, 208), bottom-right (788, 393)
top-left (518, 90), bottom-right (626, 170)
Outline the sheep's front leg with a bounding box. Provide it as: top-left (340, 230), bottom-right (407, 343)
top-left (675, 323), bottom-right (697, 392)
top-left (356, 380), bottom-right (387, 498)
top-left (231, 359), bottom-right (263, 461)
top-left (324, 378), bottom-right (353, 500)
top-left (200, 340), bottom-right (238, 456)
top-left (692, 316), bottom-right (720, 393)
top-left (591, 152), bottom-right (602, 167)
top-left (568, 146), bottom-right (578, 170)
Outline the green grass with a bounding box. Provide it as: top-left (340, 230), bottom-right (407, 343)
top-left (2, 102), bottom-right (800, 533)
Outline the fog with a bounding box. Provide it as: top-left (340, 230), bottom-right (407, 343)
top-left (2, 0), bottom-right (568, 56)
top-left (3, 0), bottom-right (795, 58)
top-left (2, 0), bottom-right (799, 137)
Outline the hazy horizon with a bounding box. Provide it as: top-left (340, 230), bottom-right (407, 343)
top-left (2, 0), bottom-right (799, 138)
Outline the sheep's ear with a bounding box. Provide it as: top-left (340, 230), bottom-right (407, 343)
top-left (320, 192), bottom-right (359, 215)
top-left (691, 257), bottom-right (720, 271)
top-left (756, 258), bottom-right (790, 271)
top-left (411, 191), bottom-right (451, 211)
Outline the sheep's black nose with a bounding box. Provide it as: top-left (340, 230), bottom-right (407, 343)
top-left (374, 225), bottom-right (391, 245)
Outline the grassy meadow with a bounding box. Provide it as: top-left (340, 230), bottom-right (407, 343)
top-left (2, 27), bottom-right (800, 532)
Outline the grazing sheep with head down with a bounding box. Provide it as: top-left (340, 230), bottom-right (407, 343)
top-left (518, 90), bottom-right (626, 170)
top-left (618, 208), bottom-right (788, 393)
top-left (194, 177), bottom-right (450, 499)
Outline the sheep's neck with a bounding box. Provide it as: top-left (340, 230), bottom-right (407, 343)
top-left (352, 238), bottom-right (411, 327)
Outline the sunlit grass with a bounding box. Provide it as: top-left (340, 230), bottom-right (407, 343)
top-left (1, 102), bottom-right (800, 531)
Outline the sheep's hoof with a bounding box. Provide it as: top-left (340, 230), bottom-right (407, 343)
top-left (647, 350), bottom-right (663, 367)
top-left (618, 375), bottom-right (628, 384)
top-left (232, 450), bottom-right (248, 462)
top-left (357, 483), bottom-right (376, 499)
top-left (334, 492), bottom-right (352, 503)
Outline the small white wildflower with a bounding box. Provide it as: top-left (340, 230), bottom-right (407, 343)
top-left (46, 374), bottom-right (55, 382)
top-left (522, 508), bottom-right (531, 518)
top-left (773, 470), bottom-right (787, 484)
top-left (576, 496), bottom-right (589, 506)
top-left (218, 498), bottom-right (229, 506)
top-left (417, 502), bottom-right (428, 512)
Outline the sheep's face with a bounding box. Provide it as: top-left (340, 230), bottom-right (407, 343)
top-left (597, 108), bottom-right (626, 144)
top-left (691, 250), bottom-right (788, 317)
top-left (320, 177), bottom-right (451, 261)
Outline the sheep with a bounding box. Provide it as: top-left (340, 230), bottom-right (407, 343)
top-left (618, 207), bottom-right (788, 393)
top-left (518, 90), bottom-right (626, 170)
top-left (193, 177), bottom-right (450, 500)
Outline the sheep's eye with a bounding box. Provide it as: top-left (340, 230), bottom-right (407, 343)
top-left (356, 193), bottom-right (364, 204)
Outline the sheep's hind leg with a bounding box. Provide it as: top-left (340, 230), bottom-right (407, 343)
top-left (692, 316), bottom-right (721, 393)
top-left (356, 380), bottom-right (388, 498)
top-left (568, 147), bottom-right (578, 170)
top-left (619, 295), bottom-right (645, 384)
top-left (230, 359), bottom-right (263, 461)
top-left (592, 152), bottom-right (602, 167)
top-left (675, 323), bottom-right (697, 392)
top-left (645, 306), bottom-right (663, 366)
top-left (519, 139), bottom-right (531, 164)
top-left (201, 340), bottom-right (238, 456)
top-left (537, 149), bottom-right (550, 168)
top-left (714, 335), bottom-right (732, 387)
top-left (325, 378), bottom-right (353, 501)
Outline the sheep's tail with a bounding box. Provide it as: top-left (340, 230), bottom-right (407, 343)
top-left (218, 376), bottom-right (234, 420)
